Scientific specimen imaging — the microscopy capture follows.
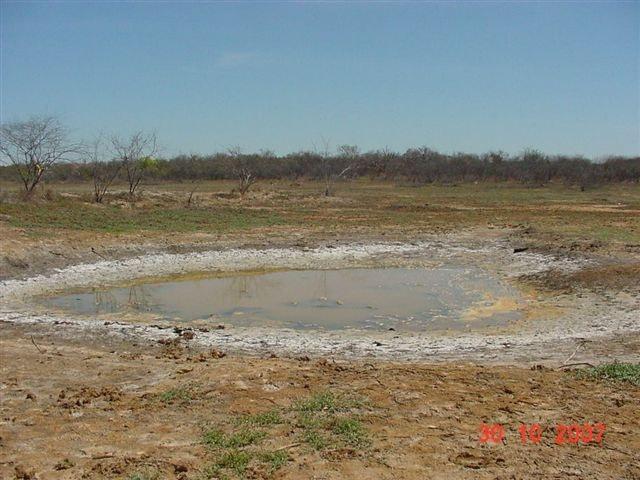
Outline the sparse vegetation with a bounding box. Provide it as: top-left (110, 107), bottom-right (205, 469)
top-left (258, 450), bottom-right (289, 473)
top-left (199, 391), bottom-right (371, 478)
top-left (239, 409), bottom-right (283, 427)
top-left (303, 429), bottom-right (328, 451)
top-left (293, 392), bottom-right (370, 451)
top-left (575, 363), bottom-right (640, 386)
top-left (294, 391), bottom-right (340, 413)
top-left (215, 450), bottom-right (252, 475)
top-left (202, 427), bottom-right (266, 449)
top-left (158, 387), bottom-right (192, 404)
top-left (127, 468), bottom-right (160, 480)
top-left (1, 182), bottom-right (637, 250)
top-left (331, 417), bottom-right (369, 447)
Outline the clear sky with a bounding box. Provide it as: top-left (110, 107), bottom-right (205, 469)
top-left (1, 1), bottom-right (638, 157)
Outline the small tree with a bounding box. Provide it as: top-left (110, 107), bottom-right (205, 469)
top-left (227, 146), bottom-right (256, 196)
top-left (86, 137), bottom-right (122, 203)
top-left (111, 132), bottom-right (158, 196)
top-left (0, 116), bottom-right (79, 193)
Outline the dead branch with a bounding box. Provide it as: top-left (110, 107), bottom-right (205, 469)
top-left (274, 442), bottom-right (301, 452)
top-left (30, 335), bottom-right (45, 354)
top-left (559, 362), bottom-right (596, 369)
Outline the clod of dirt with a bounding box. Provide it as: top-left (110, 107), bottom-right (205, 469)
top-left (53, 458), bottom-right (74, 470)
top-left (209, 348), bottom-right (226, 358)
top-left (158, 338), bottom-right (184, 359)
top-left (180, 331), bottom-right (195, 340)
top-left (173, 463), bottom-right (188, 473)
top-left (14, 465), bottom-right (37, 479)
top-left (57, 386), bottom-right (122, 409)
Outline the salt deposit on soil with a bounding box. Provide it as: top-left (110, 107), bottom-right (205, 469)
top-left (1, 238), bottom-right (637, 362)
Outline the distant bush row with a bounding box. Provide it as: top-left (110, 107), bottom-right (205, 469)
top-left (1, 147), bottom-right (638, 188)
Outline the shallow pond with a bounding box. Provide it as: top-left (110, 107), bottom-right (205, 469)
top-left (44, 267), bottom-right (522, 332)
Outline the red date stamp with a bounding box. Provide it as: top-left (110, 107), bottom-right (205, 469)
top-left (479, 422), bottom-right (606, 445)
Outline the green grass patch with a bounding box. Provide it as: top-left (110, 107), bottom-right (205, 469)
top-left (202, 427), bottom-right (266, 449)
top-left (199, 390), bottom-right (372, 477)
top-left (303, 429), bottom-right (328, 451)
top-left (158, 387), bottom-right (192, 404)
top-left (293, 392), bottom-right (370, 451)
top-left (258, 450), bottom-right (289, 472)
top-left (331, 417), bottom-right (369, 447)
top-left (226, 429), bottom-right (267, 448)
top-left (293, 391), bottom-right (339, 413)
top-left (574, 362), bottom-right (640, 386)
top-left (239, 409), bottom-right (283, 427)
top-left (127, 469), bottom-right (159, 480)
top-left (216, 450), bottom-right (252, 475)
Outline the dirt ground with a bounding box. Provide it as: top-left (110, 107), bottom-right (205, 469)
top-left (1, 181), bottom-right (639, 479)
top-left (1, 332), bottom-right (638, 480)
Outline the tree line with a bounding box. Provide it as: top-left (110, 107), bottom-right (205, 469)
top-left (1, 117), bottom-right (638, 201)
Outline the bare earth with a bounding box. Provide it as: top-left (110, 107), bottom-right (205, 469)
top-left (1, 333), bottom-right (639, 480)
top-left (1, 182), bottom-right (639, 479)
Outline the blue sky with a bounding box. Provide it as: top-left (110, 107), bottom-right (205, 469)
top-left (1, 1), bottom-right (638, 157)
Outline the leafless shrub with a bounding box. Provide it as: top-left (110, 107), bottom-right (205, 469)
top-left (227, 146), bottom-right (256, 196)
top-left (85, 137), bottom-right (122, 203)
top-left (110, 132), bottom-right (158, 197)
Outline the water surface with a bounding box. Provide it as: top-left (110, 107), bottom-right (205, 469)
top-left (45, 267), bottom-right (521, 331)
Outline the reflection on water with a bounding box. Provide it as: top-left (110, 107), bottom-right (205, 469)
top-left (44, 268), bottom-right (522, 331)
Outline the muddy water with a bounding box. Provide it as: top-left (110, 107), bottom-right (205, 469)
top-left (44, 267), bottom-right (522, 332)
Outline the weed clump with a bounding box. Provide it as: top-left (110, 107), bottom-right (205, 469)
top-left (158, 387), bottom-right (192, 404)
top-left (574, 362), bottom-right (640, 386)
top-left (199, 390), bottom-right (372, 478)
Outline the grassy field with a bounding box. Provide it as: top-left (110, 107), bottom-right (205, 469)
top-left (1, 180), bottom-right (639, 246)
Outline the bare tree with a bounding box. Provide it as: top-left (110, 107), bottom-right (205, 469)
top-left (338, 144), bottom-right (360, 160)
top-left (86, 137), bottom-right (122, 203)
top-left (315, 138), bottom-right (355, 196)
top-left (338, 144), bottom-right (360, 176)
top-left (0, 116), bottom-right (79, 193)
top-left (227, 146), bottom-right (256, 196)
top-left (111, 131), bottom-right (158, 196)
top-left (183, 154), bottom-right (202, 206)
